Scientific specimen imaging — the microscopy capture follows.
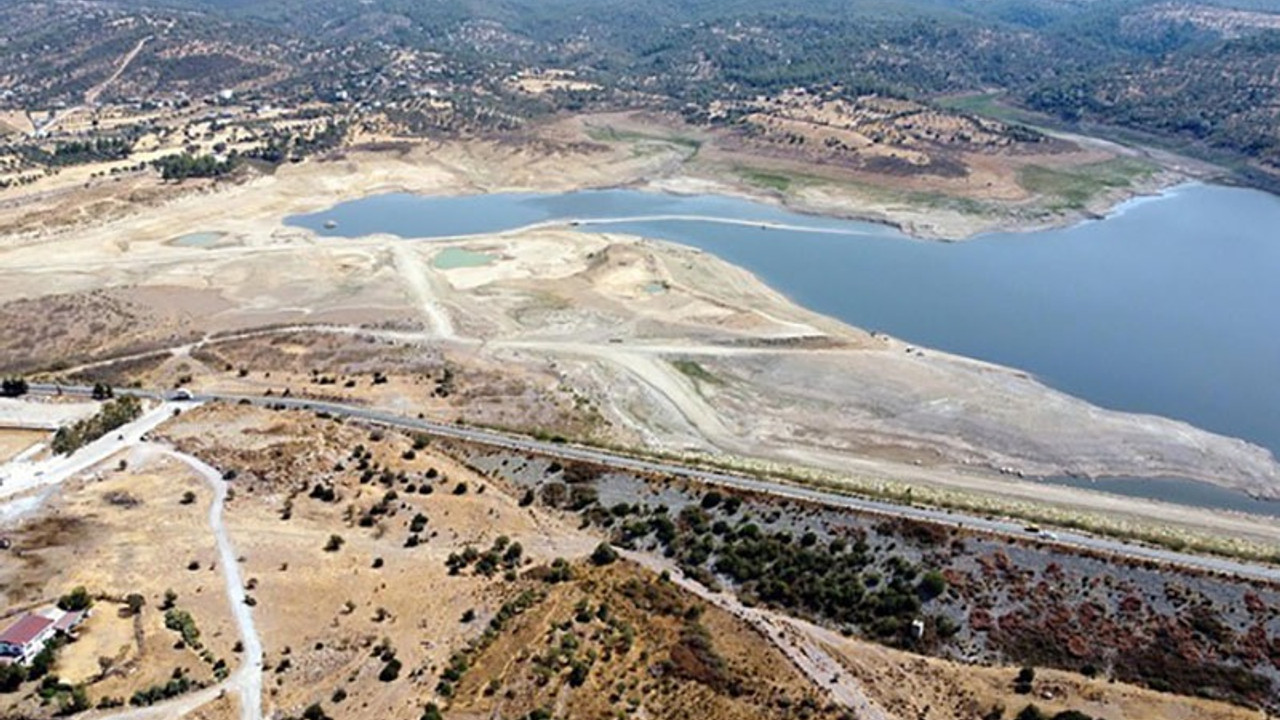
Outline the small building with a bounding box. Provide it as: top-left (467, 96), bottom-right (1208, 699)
top-left (0, 614), bottom-right (56, 664)
top-left (53, 610), bottom-right (86, 637)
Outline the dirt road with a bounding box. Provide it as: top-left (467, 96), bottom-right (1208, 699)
top-left (62, 442), bottom-right (263, 720)
top-left (86, 36), bottom-right (152, 106)
top-left (0, 400), bottom-right (263, 719)
top-left (392, 242), bottom-right (456, 339)
top-left (166, 447), bottom-right (263, 720)
top-left (35, 35), bottom-right (151, 136)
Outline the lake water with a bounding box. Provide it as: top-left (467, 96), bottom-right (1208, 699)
top-left (288, 185), bottom-right (1280, 470)
top-left (1046, 475), bottom-right (1280, 519)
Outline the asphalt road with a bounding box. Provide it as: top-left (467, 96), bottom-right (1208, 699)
top-left (25, 384), bottom-right (1280, 584)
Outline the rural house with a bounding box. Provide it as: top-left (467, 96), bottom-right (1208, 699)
top-left (0, 614), bottom-right (56, 665)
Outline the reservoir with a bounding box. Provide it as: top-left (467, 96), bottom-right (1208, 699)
top-left (288, 184), bottom-right (1280, 465)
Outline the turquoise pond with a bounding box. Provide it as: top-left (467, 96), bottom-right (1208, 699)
top-left (432, 247), bottom-right (496, 269)
top-left (170, 231), bottom-right (224, 247)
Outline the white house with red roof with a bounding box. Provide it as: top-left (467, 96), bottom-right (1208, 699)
top-left (0, 606), bottom-right (86, 665)
top-left (0, 613), bottom-right (56, 665)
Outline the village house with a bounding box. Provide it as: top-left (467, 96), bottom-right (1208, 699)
top-left (0, 609), bottom-right (87, 665)
top-left (0, 614), bottom-right (56, 665)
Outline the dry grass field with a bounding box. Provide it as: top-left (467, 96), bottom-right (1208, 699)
top-left (0, 451), bottom-right (237, 713)
top-left (0, 429), bottom-right (46, 462)
top-left (2, 402), bottom-right (1270, 719)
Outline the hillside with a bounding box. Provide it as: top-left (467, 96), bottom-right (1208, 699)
top-left (3, 402), bottom-right (1274, 719)
top-left (4, 0), bottom-right (1279, 189)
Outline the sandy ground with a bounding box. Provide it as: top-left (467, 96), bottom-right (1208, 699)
top-left (569, 111), bottom-right (1186, 240)
top-left (0, 428), bottom-right (47, 462)
top-left (0, 397), bottom-right (100, 430)
top-left (6, 400), bottom-right (1259, 720)
top-left (155, 405), bottom-right (1259, 720)
top-left (57, 607), bottom-right (139, 685)
top-left (0, 401), bottom-right (180, 513)
top-left (0, 111), bottom-right (1181, 246)
top-left (146, 404), bottom-right (601, 719)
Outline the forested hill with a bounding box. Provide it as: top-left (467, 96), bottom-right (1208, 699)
top-left (159, 0), bottom-right (1280, 173)
top-left (11, 0), bottom-right (1280, 183)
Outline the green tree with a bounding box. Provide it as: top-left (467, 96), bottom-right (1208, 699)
top-left (0, 378), bottom-right (28, 397)
top-left (917, 570), bottom-right (947, 600)
top-left (28, 644), bottom-right (56, 680)
top-left (57, 586), bottom-right (93, 612)
top-left (152, 152), bottom-right (239, 181)
top-left (1014, 666), bottom-right (1036, 694)
top-left (0, 663), bottom-right (27, 693)
top-left (590, 542), bottom-right (618, 566)
top-left (1016, 704), bottom-right (1047, 720)
top-left (378, 657), bottom-right (402, 682)
top-left (60, 684), bottom-right (91, 714)
top-left (125, 593), bottom-right (146, 616)
top-left (51, 397), bottom-right (142, 455)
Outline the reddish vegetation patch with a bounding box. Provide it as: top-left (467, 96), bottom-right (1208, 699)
top-left (1067, 635), bottom-right (1090, 658)
top-left (1119, 595), bottom-right (1144, 616)
top-left (1245, 592), bottom-right (1267, 616)
top-left (942, 568), bottom-right (968, 591)
top-left (970, 609), bottom-right (994, 632)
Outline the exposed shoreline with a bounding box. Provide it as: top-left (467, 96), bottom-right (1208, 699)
top-left (644, 165), bottom-right (1192, 242)
top-left (0, 116), bottom-right (1197, 246)
top-left (294, 175), bottom-right (1202, 245)
top-left (2, 139), bottom-right (1278, 537)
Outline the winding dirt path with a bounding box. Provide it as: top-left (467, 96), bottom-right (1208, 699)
top-left (81, 444), bottom-right (263, 720)
top-left (0, 402), bottom-right (263, 719)
top-left (86, 36), bottom-right (152, 106)
top-left (167, 448), bottom-right (263, 720)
